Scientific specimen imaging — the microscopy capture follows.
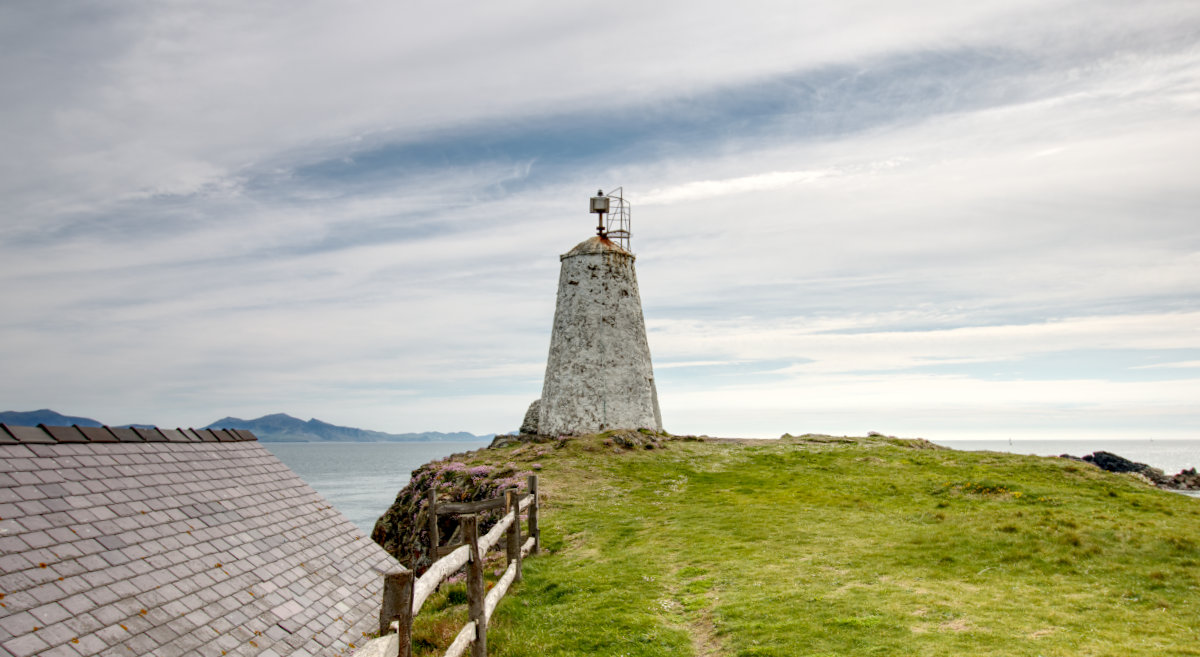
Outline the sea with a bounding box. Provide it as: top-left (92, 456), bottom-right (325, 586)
top-left (264, 437), bottom-right (1200, 533)
top-left (262, 440), bottom-right (493, 533)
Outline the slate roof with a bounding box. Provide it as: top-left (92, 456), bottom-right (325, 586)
top-left (0, 424), bottom-right (405, 657)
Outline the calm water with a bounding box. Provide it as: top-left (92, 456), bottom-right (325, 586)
top-left (262, 440), bottom-right (492, 533)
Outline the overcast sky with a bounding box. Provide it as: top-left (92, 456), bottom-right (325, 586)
top-left (2, 1), bottom-right (1198, 439)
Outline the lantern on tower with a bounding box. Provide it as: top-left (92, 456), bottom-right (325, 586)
top-left (590, 189), bottom-right (609, 237)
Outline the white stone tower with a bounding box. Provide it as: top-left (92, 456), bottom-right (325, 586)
top-left (532, 190), bottom-right (662, 436)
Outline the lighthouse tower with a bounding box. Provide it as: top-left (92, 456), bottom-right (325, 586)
top-left (533, 189), bottom-right (663, 436)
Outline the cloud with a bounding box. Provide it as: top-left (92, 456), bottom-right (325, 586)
top-left (641, 169), bottom-right (836, 205)
top-left (1132, 361), bottom-right (1200, 370)
top-left (1, 0), bottom-right (1198, 436)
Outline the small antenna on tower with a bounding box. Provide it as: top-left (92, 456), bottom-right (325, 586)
top-left (590, 189), bottom-right (609, 237)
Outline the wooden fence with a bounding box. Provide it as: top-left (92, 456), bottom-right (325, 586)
top-left (359, 474), bottom-right (540, 657)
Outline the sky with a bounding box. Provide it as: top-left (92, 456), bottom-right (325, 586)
top-left (1, 1), bottom-right (1198, 439)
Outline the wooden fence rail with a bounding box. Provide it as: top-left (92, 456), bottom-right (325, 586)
top-left (360, 474), bottom-right (540, 657)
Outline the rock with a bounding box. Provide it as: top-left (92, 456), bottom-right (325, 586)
top-left (1083, 451), bottom-right (1146, 473)
top-left (1170, 467), bottom-right (1200, 490)
top-left (519, 399), bottom-right (540, 435)
top-left (603, 429), bottom-right (663, 450)
top-left (488, 434), bottom-right (521, 448)
top-left (1070, 450), bottom-right (1171, 486)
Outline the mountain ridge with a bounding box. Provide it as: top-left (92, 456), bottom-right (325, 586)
top-left (0, 409), bottom-right (491, 442)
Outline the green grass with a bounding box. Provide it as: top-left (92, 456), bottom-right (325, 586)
top-left (413, 434), bottom-right (1200, 656)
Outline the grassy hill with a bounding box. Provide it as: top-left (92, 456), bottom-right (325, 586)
top-left (406, 433), bottom-right (1200, 656)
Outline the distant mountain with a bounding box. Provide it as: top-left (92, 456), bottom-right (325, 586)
top-left (1, 409), bottom-right (491, 443)
top-left (204, 413), bottom-right (490, 443)
top-left (0, 409), bottom-right (105, 427)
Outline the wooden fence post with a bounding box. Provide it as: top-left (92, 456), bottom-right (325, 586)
top-left (379, 570), bottom-right (413, 657)
top-left (505, 489), bottom-right (522, 582)
top-left (463, 515), bottom-right (487, 657)
top-left (527, 474), bottom-right (539, 554)
top-left (427, 488), bottom-right (440, 560)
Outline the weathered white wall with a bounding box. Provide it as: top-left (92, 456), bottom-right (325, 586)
top-left (538, 236), bottom-right (662, 435)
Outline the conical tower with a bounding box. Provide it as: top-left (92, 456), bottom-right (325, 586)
top-left (535, 190), bottom-right (662, 436)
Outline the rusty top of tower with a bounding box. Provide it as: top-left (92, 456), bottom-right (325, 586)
top-left (561, 235), bottom-right (632, 261)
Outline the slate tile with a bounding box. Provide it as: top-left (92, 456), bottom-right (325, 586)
top-left (20, 548), bottom-right (58, 572)
top-left (48, 540), bottom-right (85, 561)
top-left (15, 497), bottom-right (49, 514)
top-left (65, 508), bottom-right (97, 525)
top-left (123, 558), bottom-right (154, 577)
top-left (97, 644), bottom-right (131, 657)
top-left (45, 526), bottom-right (78, 543)
top-left (33, 469), bottom-right (68, 485)
top-left (11, 471), bottom-right (41, 485)
top-left (32, 619), bottom-right (78, 648)
top-left (170, 629), bottom-right (207, 653)
top-left (91, 520), bottom-right (122, 538)
top-left (0, 533), bottom-right (28, 554)
top-left (79, 480), bottom-right (109, 495)
top-left (144, 622), bottom-right (179, 646)
top-left (106, 579), bottom-right (140, 600)
top-left (79, 570), bottom-right (114, 590)
top-left (92, 623), bottom-right (127, 646)
top-left (82, 584), bottom-right (120, 608)
top-left (156, 583), bottom-right (184, 602)
top-left (16, 516), bottom-right (55, 537)
top-left (97, 549), bottom-right (130, 568)
top-left (56, 609), bottom-right (99, 637)
top-left (0, 487), bottom-right (24, 505)
top-left (39, 643), bottom-right (80, 657)
top-left (179, 594), bottom-right (205, 613)
top-left (72, 632), bottom-right (109, 654)
top-left (34, 481), bottom-right (68, 500)
top-left (58, 592), bottom-right (95, 616)
top-left (58, 482), bottom-right (89, 497)
top-left (0, 609), bottom-right (41, 639)
top-left (2, 632), bottom-right (49, 657)
top-left (73, 554), bottom-right (108, 572)
top-left (88, 603), bottom-right (127, 627)
top-left (26, 581), bottom-right (67, 606)
top-left (19, 530), bottom-right (54, 550)
top-left (29, 601), bottom-right (71, 626)
top-left (114, 613), bottom-right (152, 636)
top-left (105, 563), bottom-right (135, 583)
top-left (195, 586), bottom-right (222, 604)
top-left (214, 632), bottom-right (240, 651)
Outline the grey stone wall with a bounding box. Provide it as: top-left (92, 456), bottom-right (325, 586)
top-left (538, 236), bottom-right (663, 435)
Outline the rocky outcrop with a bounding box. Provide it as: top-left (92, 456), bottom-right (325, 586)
top-left (1062, 450), bottom-right (1200, 491)
top-left (371, 456), bottom-right (531, 574)
top-left (1168, 467), bottom-right (1200, 490)
top-left (520, 399), bottom-right (540, 435)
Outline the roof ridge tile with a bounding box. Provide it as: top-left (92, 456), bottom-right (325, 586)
top-left (0, 425), bottom-right (257, 444)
